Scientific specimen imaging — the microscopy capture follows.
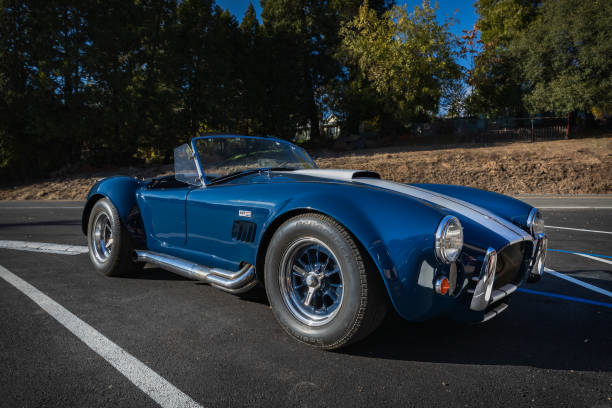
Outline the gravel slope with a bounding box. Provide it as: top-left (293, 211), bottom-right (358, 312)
top-left (1, 137), bottom-right (610, 200)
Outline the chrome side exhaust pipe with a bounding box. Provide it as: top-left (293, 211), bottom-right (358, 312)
top-left (133, 250), bottom-right (257, 294)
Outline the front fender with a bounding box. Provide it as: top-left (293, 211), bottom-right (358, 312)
top-left (259, 183), bottom-right (447, 320)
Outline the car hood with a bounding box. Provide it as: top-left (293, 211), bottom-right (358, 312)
top-left (281, 169), bottom-right (532, 246)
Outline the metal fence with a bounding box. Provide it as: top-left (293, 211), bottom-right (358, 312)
top-left (412, 116), bottom-right (569, 144)
top-left (298, 115), bottom-right (610, 149)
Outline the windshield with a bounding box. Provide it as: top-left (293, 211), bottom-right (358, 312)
top-left (174, 143), bottom-right (201, 186)
top-left (193, 136), bottom-right (317, 182)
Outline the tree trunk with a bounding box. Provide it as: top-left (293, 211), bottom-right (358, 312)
top-left (309, 100), bottom-right (321, 143)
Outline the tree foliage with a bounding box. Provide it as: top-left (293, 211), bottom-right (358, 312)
top-left (0, 0), bottom-right (247, 179)
top-left (466, 0), bottom-right (540, 116)
top-left (339, 1), bottom-right (462, 126)
top-left (1, 0), bottom-right (610, 181)
top-left (512, 0), bottom-right (612, 114)
top-left (258, 0), bottom-right (391, 139)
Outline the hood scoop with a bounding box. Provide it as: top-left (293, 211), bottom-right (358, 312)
top-left (290, 169), bottom-right (380, 181)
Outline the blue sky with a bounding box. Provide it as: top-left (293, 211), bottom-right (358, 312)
top-left (216, 1), bottom-right (477, 68)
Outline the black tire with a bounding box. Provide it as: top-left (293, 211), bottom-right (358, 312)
top-left (87, 198), bottom-right (140, 277)
top-left (264, 213), bottom-right (387, 350)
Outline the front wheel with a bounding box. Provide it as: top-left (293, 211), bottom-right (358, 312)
top-left (87, 198), bottom-right (140, 276)
top-left (264, 214), bottom-right (387, 349)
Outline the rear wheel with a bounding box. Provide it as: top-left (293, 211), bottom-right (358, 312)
top-left (87, 198), bottom-right (140, 276)
top-left (264, 213), bottom-right (387, 349)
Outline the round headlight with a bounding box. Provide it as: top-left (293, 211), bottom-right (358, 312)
top-left (528, 208), bottom-right (545, 236)
top-left (435, 216), bottom-right (463, 263)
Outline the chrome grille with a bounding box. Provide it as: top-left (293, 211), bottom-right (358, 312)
top-left (494, 241), bottom-right (528, 288)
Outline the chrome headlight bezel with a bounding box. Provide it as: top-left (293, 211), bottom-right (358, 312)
top-left (527, 208), bottom-right (545, 237)
top-left (435, 215), bottom-right (464, 264)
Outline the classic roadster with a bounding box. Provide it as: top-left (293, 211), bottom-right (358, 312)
top-left (83, 134), bottom-right (547, 349)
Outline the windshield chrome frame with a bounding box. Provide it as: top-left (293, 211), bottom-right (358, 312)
top-left (189, 135), bottom-right (317, 187)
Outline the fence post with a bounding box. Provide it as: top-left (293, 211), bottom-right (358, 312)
top-left (530, 119), bottom-right (534, 142)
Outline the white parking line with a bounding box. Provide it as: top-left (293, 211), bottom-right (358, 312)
top-left (545, 268), bottom-right (612, 299)
top-left (546, 225), bottom-right (612, 235)
top-left (569, 252), bottom-right (612, 266)
top-left (0, 264), bottom-right (202, 408)
top-left (0, 240), bottom-right (88, 255)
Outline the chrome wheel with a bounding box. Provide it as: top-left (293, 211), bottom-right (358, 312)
top-left (91, 212), bottom-right (113, 263)
top-left (279, 237), bottom-right (344, 326)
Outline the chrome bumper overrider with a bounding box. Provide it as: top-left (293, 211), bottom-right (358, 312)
top-left (133, 250), bottom-right (257, 294)
top-left (469, 233), bottom-right (547, 313)
top-left (529, 233), bottom-right (547, 279)
top-left (469, 247), bottom-right (498, 311)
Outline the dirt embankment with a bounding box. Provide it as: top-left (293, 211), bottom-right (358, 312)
top-left (0, 137), bottom-right (610, 200)
top-left (316, 137), bottom-right (612, 195)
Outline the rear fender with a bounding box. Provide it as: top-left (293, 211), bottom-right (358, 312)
top-left (81, 177), bottom-right (146, 247)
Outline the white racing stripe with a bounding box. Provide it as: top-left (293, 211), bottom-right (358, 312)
top-left (546, 225), bottom-right (612, 235)
top-left (545, 267), bottom-right (612, 298)
top-left (357, 178), bottom-right (530, 243)
top-left (0, 265), bottom-right (202, 408)
top-left (0, 240), bottom-right (88, 255)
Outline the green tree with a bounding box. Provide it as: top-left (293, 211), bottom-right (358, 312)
top-left (258, 0), bottom-right (392, 141)
top-left (237, 3), bottom-right (265, 134)
top-left (85, 0), bottom-right (152, 164)
top-left (339, 1), bottom-right (462, 130)
top-left (260, 0), bottom-right (335, 140)
top-left (1, 0), bottom-right (407, 180)
top-left (513, 0), bottom-right (612, 114)
top-left (173, 1), bottom-right (243, 136)
top-left (442, 80), bottom-right (468, 118)
top-left (467, 0), bottom-right (540, 116)
top-left (0, 0), bottom-right (93, 178)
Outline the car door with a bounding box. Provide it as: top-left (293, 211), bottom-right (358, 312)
top-left (136, 142), bottom-right (204, 256)
top-left (137, 186), bottom-right (190, 253)
top-left (184, 177), bottom-right (276, 271)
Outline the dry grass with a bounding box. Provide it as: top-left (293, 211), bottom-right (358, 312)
top-left (316, 137), bottom-right (612, 195)
top-left (0, 137), bottom-right (610, 200)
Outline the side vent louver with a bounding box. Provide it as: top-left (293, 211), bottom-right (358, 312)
top-left (232, 221), bottom-right (257, 243)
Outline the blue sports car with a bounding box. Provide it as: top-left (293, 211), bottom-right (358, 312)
top-left (83, 134), bottom-right (547, 349)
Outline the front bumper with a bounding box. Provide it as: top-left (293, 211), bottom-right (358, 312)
top-left (385, 233), bottom-right (547, 323)
top-left (463, 233), bottom-right (547, 322)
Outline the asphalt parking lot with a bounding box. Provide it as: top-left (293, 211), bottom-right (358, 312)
top-left (0, 197), bottom-right (610, 407)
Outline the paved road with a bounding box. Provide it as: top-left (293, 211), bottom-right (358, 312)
top-left (0, 199), bottom-right (610, 407)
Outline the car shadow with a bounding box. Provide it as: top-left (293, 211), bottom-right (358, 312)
top-left (341, 296), bottom-right (612, 372)
top-left (121, 266), bottom-right (189, 281)
top-left (125, 265), bottom-right (272, 303)
top-left (124, 266), bottom-right (610, 371)
top-left (236, 285), bottom-right (270, 306)
top-left (230, 277), bottom-right (611, 372)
